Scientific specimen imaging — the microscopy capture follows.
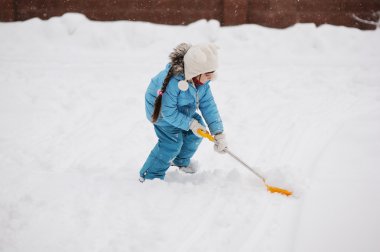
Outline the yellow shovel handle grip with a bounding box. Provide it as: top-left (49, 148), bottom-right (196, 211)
top-left (197, 129), bottom-right (215, 142)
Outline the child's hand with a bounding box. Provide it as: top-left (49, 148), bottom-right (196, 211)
top-left (190, 119), bottom-right (207, 138)
top-left (214, 133), bottom-right (227, 153)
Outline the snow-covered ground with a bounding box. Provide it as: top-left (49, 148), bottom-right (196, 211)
top-left (1, 13), bottom-right (380, 252)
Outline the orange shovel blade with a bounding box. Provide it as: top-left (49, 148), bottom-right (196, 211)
top-left (266, 184), bottom-right (293, 196)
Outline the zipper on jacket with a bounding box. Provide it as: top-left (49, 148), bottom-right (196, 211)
top-left (189, 82), bottom-right (200, 110)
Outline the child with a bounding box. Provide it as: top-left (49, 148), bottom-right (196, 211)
top-left (139, 43), bottom-right (227, 182)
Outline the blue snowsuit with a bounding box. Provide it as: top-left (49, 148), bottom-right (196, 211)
top-left (140, 64), bottom-right (224, 180)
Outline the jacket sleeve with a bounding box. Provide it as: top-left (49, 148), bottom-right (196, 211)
top-left (161, 79), bottom-right (193, 130)
top-left (199, 84), bottom-right (224, 135)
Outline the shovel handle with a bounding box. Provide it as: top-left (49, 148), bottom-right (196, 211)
top-left (198, 129), bottom-right (265, 181)
top-left (197, 129), bottom-right (292, 196)
top-left (197, 129), bottom-right (215, 142)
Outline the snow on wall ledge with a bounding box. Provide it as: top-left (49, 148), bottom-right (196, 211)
top-left (0, 13), bottom-right (380, 252)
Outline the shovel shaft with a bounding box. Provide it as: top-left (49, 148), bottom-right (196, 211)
top-left (224, 149), bottom-right (265, 181)
top-left (197, 129), bottom-right (292, 196)
top-left (197, 129), bottom-right (265, 181)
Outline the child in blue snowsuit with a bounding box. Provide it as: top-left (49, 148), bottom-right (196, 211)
top-left (139, 43), bottom-right (228, 181)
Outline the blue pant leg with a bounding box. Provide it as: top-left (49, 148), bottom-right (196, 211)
top-left (140, 125), bottom-right (183, 180)
top-left (172, 113), bottom-right (204, 167)
top-left (172, 129), bottom-right (202, 167)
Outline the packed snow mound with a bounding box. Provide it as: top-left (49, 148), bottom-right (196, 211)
top-left (1, 13), bottom-right (380, 252)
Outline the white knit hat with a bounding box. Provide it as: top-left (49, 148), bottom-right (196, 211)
top-left (184, 43), bottom-right (218, 80)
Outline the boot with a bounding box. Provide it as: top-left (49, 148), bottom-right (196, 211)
top-left (171, 160), bottom-right (199, 174)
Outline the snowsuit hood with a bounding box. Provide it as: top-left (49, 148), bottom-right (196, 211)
top-left (169, 43), bottom-right (191, 77)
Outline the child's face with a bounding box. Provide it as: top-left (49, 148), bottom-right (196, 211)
top-left (199, 71), bottom-right (215, 83)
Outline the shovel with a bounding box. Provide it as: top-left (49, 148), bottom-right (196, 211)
top-left (198, 129), bottom-right (293, 196)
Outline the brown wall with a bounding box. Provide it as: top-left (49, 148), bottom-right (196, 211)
top-left (1, 0), bottom-right (379, 30)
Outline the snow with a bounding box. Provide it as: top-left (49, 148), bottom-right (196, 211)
top-left (1, 13), bottom-right (380, 252)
